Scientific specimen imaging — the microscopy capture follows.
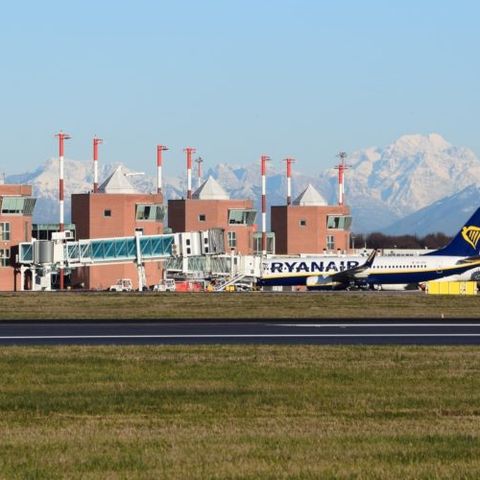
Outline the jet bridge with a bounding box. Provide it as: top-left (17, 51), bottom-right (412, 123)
top-left (18, 228), bottom-right (226, 291)
top-left (164, 253), bottom-right (262, 290)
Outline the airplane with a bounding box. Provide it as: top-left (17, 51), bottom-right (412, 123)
top-left (258, 207), bottom-right (480, 290)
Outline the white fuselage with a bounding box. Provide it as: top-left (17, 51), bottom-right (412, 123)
top-left (260, 254), bottom-right (479, 287)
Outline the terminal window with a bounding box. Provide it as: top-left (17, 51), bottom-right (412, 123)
top-left (326, 235), bottom-right (335, 250)
top-left (0, 197), bottom-right (36, 215)
top-left (0, 222), bottom-right (10, 241)
top-left (228, 209), bottom-right (256, 225)
top-left (327, 215), bottom-right (352, 230)
top-left (227, 231), bottom-right (237, 249)
top-left (136, 204), bottom-right (165, 221)
top-left (0, 248), bottom-right (10, 267)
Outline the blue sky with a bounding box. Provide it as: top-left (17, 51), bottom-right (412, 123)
top-left (1, 0), bottom-right (479, 177)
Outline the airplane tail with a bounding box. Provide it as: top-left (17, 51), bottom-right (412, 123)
top-left (425, 207), bottom-right (480, 257)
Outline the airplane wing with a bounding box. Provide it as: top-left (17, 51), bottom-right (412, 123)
top-left (306, 250), bottom-right (376, 288)
top-left (456, 255), bottom-right (480, 265)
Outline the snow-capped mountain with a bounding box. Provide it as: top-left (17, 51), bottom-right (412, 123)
top-left (383, 184), bottom-right (480, 236)
top-left (207, 134), bottom-right (480, 232)
top-left (318, 133), bottom-right (480, 231)
top-left (5, 133), bottom-right (480, 233)
top-left (6, 158), bottom-right (125, 224)
top-left (6, 158), bottom-right (322, 226)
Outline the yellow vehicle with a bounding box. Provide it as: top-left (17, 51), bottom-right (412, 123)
top-left (426, 281), bottom-right (477, 295)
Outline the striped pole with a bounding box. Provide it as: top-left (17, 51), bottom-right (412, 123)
top-left (93, 136), bottom-right (103, 193)
top-left (184, 147), bottom-right (196, 199)
top-left (335, 152), bottom-right (348, 206)
top-left (195, 157), bottom-right (203, 189)
top-left (284, 157), bottom-right (295, 205)
top-left (55, 131), bottom-right (71, 290)
top-left (156, 145), bottom-right (168, 195)
top-left (338, 164), bottom-right (344, 205)
top-left (261, 154), bottom-right (271, 255)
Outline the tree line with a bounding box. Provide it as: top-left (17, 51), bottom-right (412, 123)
top-left (351, 232), bottom-right (452, 250)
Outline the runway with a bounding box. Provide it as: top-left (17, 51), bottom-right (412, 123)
top-left (1, 319), bottom-right (480, 345)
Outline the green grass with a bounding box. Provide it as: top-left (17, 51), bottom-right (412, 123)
top-left (1, 346), bottom-right (480, 478)
top-left (0, 291), bottom-right (480, 319)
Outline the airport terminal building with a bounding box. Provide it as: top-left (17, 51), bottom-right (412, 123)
top-left (71, 166), bottom-right (165, 290)
top-left (1, 152), bottom-right (353, 291)
top-left (0, 183), bottom-right (36, 291)
top-left (271, 184), bottom-right (351, 255)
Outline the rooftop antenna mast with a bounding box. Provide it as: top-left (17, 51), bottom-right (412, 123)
top-left (195, 156), bottom-right (204, 189)
top-left (283, 157), bottom-right (296, 205)
top-left (93, 136), bottom-right (103, 193)
top-left (184, 147), bottom-right (196, 199)
top-left (55, 130), bottom-right (71, 291)
top-left (335, 151), bottom-right (349, 206)
top-left (156, 145), bottom-right (168, 195)
top-left (261, 154), bottom-right (271, 255)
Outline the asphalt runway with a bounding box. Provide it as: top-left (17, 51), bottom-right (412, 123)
top-left (2, 319), bottom-right (480, 345)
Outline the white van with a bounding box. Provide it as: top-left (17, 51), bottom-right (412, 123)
top-left (109, 279), bottom-right (133, 292)
top-left (152, 279), bottom-right (176, 292)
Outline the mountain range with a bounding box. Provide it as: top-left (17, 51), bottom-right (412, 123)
top-left (5, 133), bottom-right (480, 235)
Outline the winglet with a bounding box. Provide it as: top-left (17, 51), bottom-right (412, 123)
top-left (364, 249), bottom-right (376, 268)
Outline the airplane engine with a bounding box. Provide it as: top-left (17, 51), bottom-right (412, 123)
top-left (306, 275), bottom-right (344, 290)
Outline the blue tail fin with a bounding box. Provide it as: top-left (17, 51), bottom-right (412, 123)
top-left (426, 207), bottom-right (480, 257)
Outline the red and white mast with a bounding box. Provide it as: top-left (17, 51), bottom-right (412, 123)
top-left (55, 131), bottom-right (71, 290)
top-left (335, 151), bottom-right (349, 206)
top-left (284, 157), bottom-right (295, 205)
top-left (55, 131), bottom-right (71, 232)
top-left (195, 157), bottom-right (203, 189)
top-left (93, 136), bottom-right (103, 193)
top-left (261, 154), bottom-right (271, 255)
top-left (184, 147), bottom-right (196, 199)
top-left (156, 145), bottom-right (168, 195)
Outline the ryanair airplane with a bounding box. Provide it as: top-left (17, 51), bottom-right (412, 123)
top-left (259, 207), bottom-right (480, 290)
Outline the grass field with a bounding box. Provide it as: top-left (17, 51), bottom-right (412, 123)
top-left (0, 291), bottom-right (480, 319)
top-left (1, 345), bottom-right (480, 479)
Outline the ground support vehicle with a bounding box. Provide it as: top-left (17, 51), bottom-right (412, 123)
top-left (109, 279), bottom-right (133, 292)
top-left (152, 279), bottom-right (176, 292)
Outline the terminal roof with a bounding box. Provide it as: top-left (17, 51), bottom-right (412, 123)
top-left (293, 184), bottom-right (327, 206)
top-left (98, 166), bottom-right (139, 194)
top-left (193, 176), bottom-right (230, 200)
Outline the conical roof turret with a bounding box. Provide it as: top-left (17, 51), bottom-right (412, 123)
top-left (98, 166), bottom-right (139, 194)
top-left (293, 184), bottom-right (327, 206)
top-left (192, 176), bottom-right (230, 200)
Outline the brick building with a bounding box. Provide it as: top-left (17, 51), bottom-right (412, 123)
top-left (0, 184), bottom-right (36, 291)
top-left (168, 176), bottom-right (256, 254)
top-left (271, 184), bottom-right (351, 255)
top-left (71, 166), bottom-right (165, 290)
